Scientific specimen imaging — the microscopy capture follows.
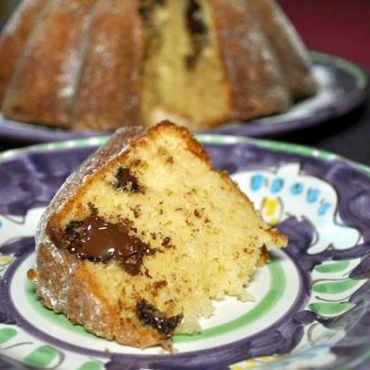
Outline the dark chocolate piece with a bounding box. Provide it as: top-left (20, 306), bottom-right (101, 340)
top-left (115, 167), bottom-right (143, 194)
top-left (185, 0), bottom-right (208, 69)
top-left (49, 213), bottom-right (155, 275)
top-left (136, 299), bottom-right (183, 335)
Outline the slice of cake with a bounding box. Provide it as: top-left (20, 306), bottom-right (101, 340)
top-left (29, 121), bottom-right (287, 348)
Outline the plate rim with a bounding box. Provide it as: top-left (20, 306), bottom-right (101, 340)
top-left (1, 132), bottom-right (369, 178)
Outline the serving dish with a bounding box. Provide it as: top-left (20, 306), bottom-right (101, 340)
top-left (0, 134), bottom-right (369, 369)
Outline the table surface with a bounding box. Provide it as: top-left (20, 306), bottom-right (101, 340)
top-left (0, 1), bottom-right (369, 168)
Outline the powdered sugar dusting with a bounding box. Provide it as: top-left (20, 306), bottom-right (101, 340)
top-left (57, 2), bottom-right (98, 101)
top-left (58, 48), bottom-right (81, 99)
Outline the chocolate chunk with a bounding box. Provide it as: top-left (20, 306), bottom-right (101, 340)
top-left (161, 237), bottom-right (171, 246)
top-left (185, 0), bottom-right (208, 69)
top-left (49, 213), bottom-right (155, 276)
top-left (194, 209), bottom-right (201, 217)
top-left (136, 299), bottom-right (183, 335)
top-left (186, 0), bottom-right (207, 34)
top-left (115, 167), bottom-right (143, 194)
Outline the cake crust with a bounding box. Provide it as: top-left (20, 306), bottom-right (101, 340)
top-left (2, 0), bottom-right (98, 127)
top-left (70, 0), bottom-right (143, 131)
top-left (209, 0), bottom-right (292, 121)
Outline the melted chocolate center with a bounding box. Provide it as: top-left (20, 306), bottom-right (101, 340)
top-left (49, 214), bottom-right (154, 275)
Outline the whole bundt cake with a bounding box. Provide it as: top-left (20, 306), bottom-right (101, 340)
top-left (0, 0), bottom-right (317, 132)
top-left (29, 121), bottom-right (287, 348)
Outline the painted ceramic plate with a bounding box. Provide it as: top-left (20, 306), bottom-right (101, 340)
top-left (0, 134), bottom-right (370, 370)
top-left (0, 52), bottom-right (367, 143)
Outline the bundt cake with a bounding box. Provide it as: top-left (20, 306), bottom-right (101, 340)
top-left (0, 0), bottom-right (317, 132)
top-left (29, 121), bottom-right (287, 348)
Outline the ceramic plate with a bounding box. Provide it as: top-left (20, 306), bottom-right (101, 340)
top-left (0, 52), bottom-right (367, 143)
top-left (0, 134), bottom-right (370, 370)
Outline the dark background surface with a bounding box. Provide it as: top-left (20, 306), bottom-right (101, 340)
top-left (0, 0), bottom-right (369, 166)
top-left (275, 0), bottom-right (370, 166)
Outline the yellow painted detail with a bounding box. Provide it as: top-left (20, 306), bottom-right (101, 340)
top-left (0, 255), bottom-right (12, 265)
top-left (262, 198), bottom-right (279, 217)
